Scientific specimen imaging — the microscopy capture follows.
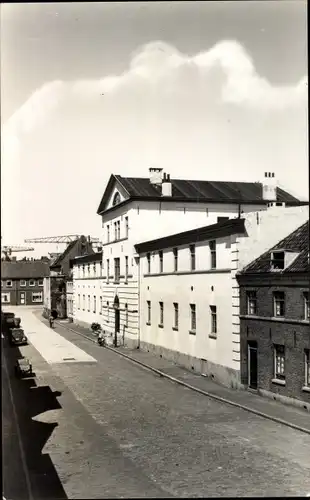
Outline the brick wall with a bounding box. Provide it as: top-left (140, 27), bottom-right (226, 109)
top-left (240, 283), bottom-right (310, 404)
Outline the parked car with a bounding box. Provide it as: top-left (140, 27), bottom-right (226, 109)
top-left (9, 328), bottom-right (28, 346)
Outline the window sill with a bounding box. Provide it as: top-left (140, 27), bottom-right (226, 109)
top-left (158, 324), bottom-right (163, 329)
top-left (189, 330), bottom-right (196, 335)
top-left (172, 326), bottom-right (179, 331)
top-left (208, 333), bottom-right (217, 339)
top-left (272, 378), bottom-right (286, 386)
top-left (146, 322), bottom-right (151, 326)
top-left (302, 386), bottom-right (310, 393)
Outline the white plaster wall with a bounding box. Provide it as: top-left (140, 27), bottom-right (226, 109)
top-left (140, 236), bottom-right (236, 370)
top-left (73, 278), bottom-right (102, 326)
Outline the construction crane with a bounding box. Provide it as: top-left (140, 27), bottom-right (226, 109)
top-left (2, 245), bottom-right (34, 261)
top-left (24, 234), bottom-right (102, 249)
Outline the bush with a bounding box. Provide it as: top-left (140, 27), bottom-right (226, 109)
top-left (91, 322), bottom-right (101, 333)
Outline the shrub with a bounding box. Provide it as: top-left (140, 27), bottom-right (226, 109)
top-left (91, 322), bottom-right (101, 333)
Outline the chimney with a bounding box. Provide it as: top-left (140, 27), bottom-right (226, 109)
top-left (262, 171), bottom-right (277, 202)
top-left (149, 167), bottom-right (164, 185)
top-left (161, 173), bottom-right (172, 197)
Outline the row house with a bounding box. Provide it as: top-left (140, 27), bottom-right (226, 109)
top-left (71, 167), bottom-right (307, 385)
top-left (43, 235), bottom-right (94, 319)
top-left (237, 220), bottom-right (310, 410)
top-left (1, 259), bottom-right (49, 306)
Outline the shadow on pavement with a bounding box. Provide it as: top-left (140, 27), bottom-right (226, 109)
top-left (2, 338), bottom-right (68, 500)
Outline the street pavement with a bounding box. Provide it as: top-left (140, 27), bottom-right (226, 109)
top-left (2, 306), bottom-right (310, 498)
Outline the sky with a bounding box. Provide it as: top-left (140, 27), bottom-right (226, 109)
top-left (1, 1), bottom-right (308, 257)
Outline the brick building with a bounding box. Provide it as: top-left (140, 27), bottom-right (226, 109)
top-left (1, 258), bottom-right (50, 306)
top-left (237, 221), bottom-right (310, 410)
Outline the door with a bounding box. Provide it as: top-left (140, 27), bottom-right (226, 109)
top-left (20, 292), bottom-right (26, 305)
top-left (248, 341), bottom-right (258, 389)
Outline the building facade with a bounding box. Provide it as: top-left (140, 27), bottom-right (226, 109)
top-left (43, 236), bottom-right (94, 318)
top-left (1, 259), bottom-right (49, 306)
top-left (85, 168), bottom-right (305, 347)
top-left (237, 221), bottom-right (310, 409)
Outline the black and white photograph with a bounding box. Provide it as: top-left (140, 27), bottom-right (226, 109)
top-left (1, 1), bottom-right (309, 498)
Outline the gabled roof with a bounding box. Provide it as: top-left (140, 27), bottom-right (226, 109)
top-left (97, 174), bottom-right (304, 215)
top-left (50, 240), bottom-right (78, 269)
top-left (135, 217), bottom-right (245, 254)
top-left (1, 260), bottom-right (50, 279)
top-left (240, 221), bottom-right (309, 274)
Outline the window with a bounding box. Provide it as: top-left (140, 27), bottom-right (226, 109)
top-left (271, 251), bottom-right (285, 271)
top-left (114, 221), bottom-right (121, 240)
top-left (82, 265), bottom-right (85, 278)
top-left (159, 251), bottom-right (163, 273)
top-left (147, 301), bottom-right (151, 324)
top-left (6, 280), bottom-right (12, 287)
top-left (107, 225), bottom-right (110, 243)
top-left (78, 294), bottom-right (81, 309)
top-left (159, 302), bottom-right (164, 326)
top-left (93, 263), bottom-right (96, 277)
top-left (190, 304), bottom-right (196, 333)
top-left (304, 292), bottom-right (309, 320)
top-left (20, 280), bottom-right (26, 287)
top-left (93, 296), bottom-right (96, 313)
top-left (114, 258), bottom-right (120, 283)
top-left (32, 292), bottom-right (43, 303)
top-left (107, 301), bottom-right (110, 322)
top-left (125, 217), bottom-right (129, 238)
top-left (173, 248), bottom-right (178, 272)
top-left (247, 291), bottom-right (257, 315)
top-left (305, 350), bottom-right (310, 387)
top-left (189, 245), bottom-right (196, 271)
top-left (29, 280), bottom-right (35, 287)
top-left (112, 192), bottom-right (121, 206)
top-left (38, 279), bottom-right (44, 287)
top-left (210, 306), bottom-right (217, 335)
top-left (88, 295), bottom-right (90, 312)
top-left (99, 296), bottom-right (102, 314)
top-left (209, 240), bottom-right (216, 269)
top-left (173, 303), bottom-right (179, 330)
top-left (273, 292), bottom-right (285, 317)
top-left (1, 292), bottom-right (10, 303)
top-left (83, 295), bottom-right (85, 311)
top-left (274, 344), bottom-right (285, 380)
top-left (125, 303), bottom-right (128, 327)
top-left (87, 264), bottom-right (90, 277)
top-left (106, 259), bottom-right (110, 283)
top-left (125, 256), bottom-right (128, 282)
top-left (147, 253), bottom-right (151, 274)
top-left (1, 281), bottom-right (3, 287)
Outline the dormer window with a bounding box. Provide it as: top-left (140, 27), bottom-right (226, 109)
top-left (112, 192), bottom-right (121, 206)
top-left (270, 251), bottom-right (285, 270)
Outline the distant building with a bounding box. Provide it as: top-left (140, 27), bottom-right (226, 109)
top-left (237, 221), bottom-right (310, 410)
top-left (43, 236), bottom-right (94, 319)
top-left (1, 259), bottom-right (49, 306)
top-left (70, 252), bottom-right (103, 331)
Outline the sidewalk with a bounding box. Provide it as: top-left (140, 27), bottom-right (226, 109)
top-left (53, 318), bottom-right (310, 434)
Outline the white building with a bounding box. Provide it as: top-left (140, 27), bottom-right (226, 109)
top-left (135, 205), bottom-right (309, 388)
top-left (71, 167), bottom-right (307, 355)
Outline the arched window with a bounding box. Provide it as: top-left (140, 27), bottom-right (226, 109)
top-left (112, 192), bottom-right (121, 206)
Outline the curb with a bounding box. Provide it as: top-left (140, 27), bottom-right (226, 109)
top-left (55, 321), bottom-right (310, 436)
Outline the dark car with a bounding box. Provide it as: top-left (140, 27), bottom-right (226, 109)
top-left (9, 328), bottom-right (28, 346)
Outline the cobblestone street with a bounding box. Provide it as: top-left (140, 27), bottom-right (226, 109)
top-left (3, 307), bottom-right (310, 498)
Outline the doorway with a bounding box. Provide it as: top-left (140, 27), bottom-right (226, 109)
top-left (248, 341), bottom-right (258, 390)
top-left (20, 292), bottom-right (26, 305)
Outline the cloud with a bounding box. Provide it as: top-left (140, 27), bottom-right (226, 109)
top-left (3, 39), bottom-right (307, 141)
